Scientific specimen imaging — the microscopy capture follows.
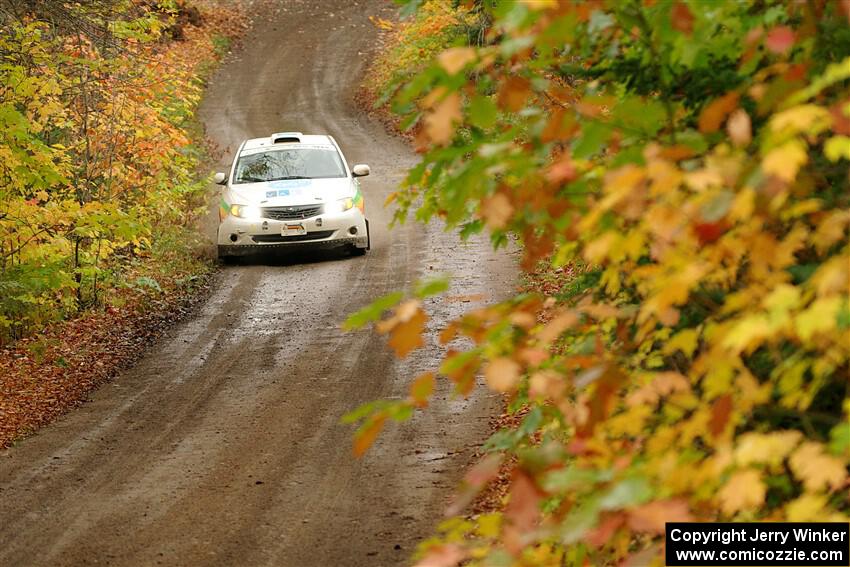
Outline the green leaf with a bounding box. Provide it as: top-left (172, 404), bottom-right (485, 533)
top-left (395, 0), bottom-right (423, 19)
top-left (517, 406), bottom-right (543, 438)
top-left (614, 97), bottom-right (666, 136)
top-left (560, 498), bottom-right (600, 544)
top-left (483, 428), bottom-right (521, 452)
top-left (340, 399), bottom-right (391, 424)
top-left (415, 276), bottom-right (450, 298)
top-left (439, 348), bottom-right (480, 375)
top-left (132, 276), bottom-right (161, 292)
top-left (599, 476), bottom-right (652, 510)
top-left (386, 401), bottom-right (414, 422)
top-left (677, 129), bottom-right (709, 153)
top-left (468, 95), bottom-right (498, 129)
top-left (542, 467), bottom-right (612, 492)
top-left (573, 121), bottom-right (613, 159)
top-left (829, 422), bottom-right (850, 456)
top-left (787, 264), bottom-right (818, 284)
top-left (460, 219), bottom-right (485, 240)
top-left (342, 291), bottom-right (404, 329)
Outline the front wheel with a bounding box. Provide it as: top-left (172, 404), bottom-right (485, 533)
top-left (365, 219), bottom-right (371, 250)
top-left (217, 244), bottom-right (239, 265)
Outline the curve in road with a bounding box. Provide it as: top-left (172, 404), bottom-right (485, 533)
top-left (0, 2), bottom-right (514, 565)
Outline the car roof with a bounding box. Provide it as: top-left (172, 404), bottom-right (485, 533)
top-left (241, 132), bottom-right (335, 152)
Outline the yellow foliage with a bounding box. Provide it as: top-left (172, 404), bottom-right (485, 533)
top-left (762, 140), bottom-right (808, 181)
top-left (734, 431), bottom-right (802, 467)
top-left (719, 469), bottom-right (766, 515)
top-left (789, 442), bottom-right (847, 492)
top-left (770, 104), bottom-right (832, 135)
top-left (785, 494), bottom-right (836, 522)
top-left (352, 2), bottom-right (850, 564)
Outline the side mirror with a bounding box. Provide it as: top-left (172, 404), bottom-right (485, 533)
top-left (213, 172), bottom-right (227, 185)
top-left (352, 164), bottom-right (370, 178)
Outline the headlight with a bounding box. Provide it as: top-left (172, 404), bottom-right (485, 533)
top-left (326, 197), bottom-right (354, 214)
top-left (230, 204), bottom-right (262, 221)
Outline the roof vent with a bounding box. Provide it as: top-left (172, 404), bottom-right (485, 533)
top-left (271, 132), bottom-right (303, 144)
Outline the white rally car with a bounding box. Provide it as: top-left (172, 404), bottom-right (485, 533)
top-left (215, 132), bottom-right (370, 259)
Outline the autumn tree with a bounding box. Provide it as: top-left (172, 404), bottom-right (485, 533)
top-left (0, 0), bottom-right (221, 341)
top-left (347, 1), bottom-right (850, 564)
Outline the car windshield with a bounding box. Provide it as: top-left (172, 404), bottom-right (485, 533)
top-left (233, 147), bottom-right (346, 184)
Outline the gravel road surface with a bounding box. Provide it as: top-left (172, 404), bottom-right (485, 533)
top-left (0, 1), bottom-right (513, 565)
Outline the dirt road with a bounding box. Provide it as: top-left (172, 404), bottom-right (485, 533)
top-left (0, 1), bottom-right (513, 566)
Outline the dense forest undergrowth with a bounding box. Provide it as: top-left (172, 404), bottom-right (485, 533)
top-left (0, 0), bottom-right (245, 446)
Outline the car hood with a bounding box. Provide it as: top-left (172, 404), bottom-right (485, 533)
top-left (228, 177), bottom-right (353, 206)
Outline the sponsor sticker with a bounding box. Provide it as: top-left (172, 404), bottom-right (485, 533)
top-left (269, 179), bottom-right (310, 189)
top-left (263, 189), bottom-right (293, 198)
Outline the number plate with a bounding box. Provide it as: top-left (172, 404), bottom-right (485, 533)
top-left (282, 223), bottom-right (307, 236)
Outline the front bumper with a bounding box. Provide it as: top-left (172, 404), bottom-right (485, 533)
top-left (217, 207), bottom-right (368, 257)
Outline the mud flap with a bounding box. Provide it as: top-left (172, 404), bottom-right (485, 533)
top-left (366, 219), bottom-right (371, 250)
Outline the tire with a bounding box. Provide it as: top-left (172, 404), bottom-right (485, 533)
top-left (218, 245), bottom-right (239, 265)
top-left (365, 219), bottom-right (371, 250)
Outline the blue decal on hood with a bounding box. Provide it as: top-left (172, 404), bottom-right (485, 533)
top-left (266, 190), bottom-right (277, 198)
top-left (269, 179), bottom-right (311, 189)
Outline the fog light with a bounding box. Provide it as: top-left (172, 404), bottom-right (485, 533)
top-left (230, 234), bottom-right (238, 242)
top-left (349, 226), bottom-right (358, 235)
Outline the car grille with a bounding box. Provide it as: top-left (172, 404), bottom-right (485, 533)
top-left (262, 204), bottom-right (323, 220)
top-left (252, 230), bottom-right (335, 243)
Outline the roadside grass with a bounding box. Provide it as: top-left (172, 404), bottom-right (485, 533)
top-left (211, 33), bottom-right (232, 58)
